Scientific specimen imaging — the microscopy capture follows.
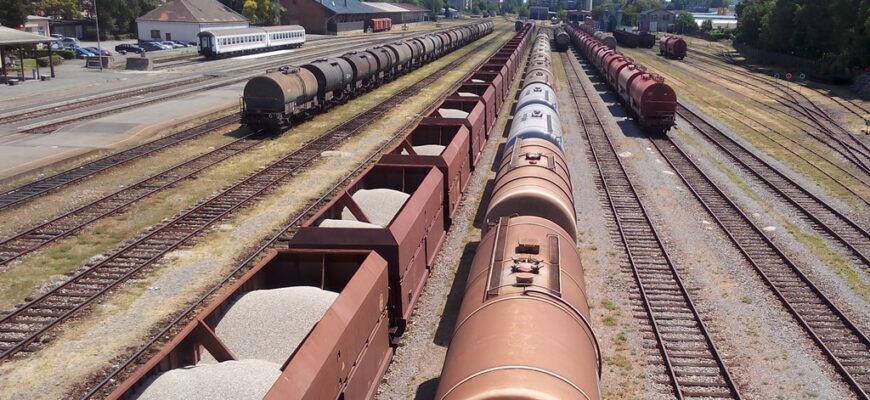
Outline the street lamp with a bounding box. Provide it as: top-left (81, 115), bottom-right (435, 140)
top-left (94, 0), bottom-right (103, 71)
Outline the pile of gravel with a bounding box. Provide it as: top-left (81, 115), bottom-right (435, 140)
top-left (202, 287), bottom-right (338, 365)
top-left (471, 78), bottom-right (486, 83)
top-left (402, 144), bottom-right (445, 156)
top-left (319, 219), bottom-right (381, 228)
top-left (341, 188), bottom-right (410, 227)
top-left (850, 73), bottom-right (870, 100)
top-left (456, 92), bottom-right (478, 97)
top-left (133, 359), bottom-right (281, 400)
top-left (437, 108), bottom-right (469, 119)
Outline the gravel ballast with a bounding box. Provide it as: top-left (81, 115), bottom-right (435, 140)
top-left (133, 359), bottom-right (281, 400)
top-left (203, 286), bottom-right (338, 365)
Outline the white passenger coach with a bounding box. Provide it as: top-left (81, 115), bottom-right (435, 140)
top-left (198, 25), bottom-right (306, 58)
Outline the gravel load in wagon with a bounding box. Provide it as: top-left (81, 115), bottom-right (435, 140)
top-left (342, 188), bottom-right (410, 227)
top-left (406, 144), bottom-right (446, 156)
top-left (436, 108), bottom-right (470, 119)
top-left (200, 286), bottom-right (338, 365)
top-left (134, 359), bottom-right (281, 400)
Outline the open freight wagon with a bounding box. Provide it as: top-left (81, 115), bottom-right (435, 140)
top-left (108, 249), bottom-right (392, 400)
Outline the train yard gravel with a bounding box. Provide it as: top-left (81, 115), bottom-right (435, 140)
top-left (343, 188), bottom-right (410, 227)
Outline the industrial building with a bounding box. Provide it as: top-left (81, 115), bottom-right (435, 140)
top-left (136, 0), bottom-right (249, 43)
top-left (281, 0), bottom-right (428, 34)
top-left (638, 8), bottom-right (674, 32)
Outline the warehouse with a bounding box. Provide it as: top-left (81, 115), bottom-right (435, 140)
top-left (136, 0), bottom-right (249, 43)
top-left (281, 0), bottom-right (428, 34)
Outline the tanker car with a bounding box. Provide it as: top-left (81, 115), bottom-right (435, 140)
top-left (553, 26), bottom-right (570, 51)
top-left (436, 27), bottom-right (602, 400)
top-left (577, 22), bottom-right (617, 49)
top-left (242, 21), bottom-right (494, 132)
top-left (107, 22), bottom-right (537, 400)
top-left (567, 24), bottom-right (676, 132)
top-left (659, 35), bottom-right (687, 59)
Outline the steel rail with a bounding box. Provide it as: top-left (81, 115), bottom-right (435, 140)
top-left (677, 104), bottom-right (870, 270)
top-left (562, 51), bottom-right (741, 400)
top-left (0, 132), bottom-right (262, 268)
top-left (76, 26), bottom-right (510, 399)
top-left (0, 114), bottom-right (238, 210)
top-left (0, 28), bottom-right (499, 363)
top-left (651, 135), bottom-right (870, 399)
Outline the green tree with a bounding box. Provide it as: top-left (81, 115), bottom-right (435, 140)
top-left (38, 0), bottom-right (81, 19)
top-left (557, 9), bottom-right (567, 20)
top-left (419, 0), bottom-right (443, 18)
top-left (518, 5), bottom-right (529, 18)
top-left (218, 0), bottom-right (246, 13)
top-left (0, 0), bottom-right (28, 28)
top-left (700, 18), bottom-right (713, 32)
top-left (242, 0), bottom-right (259, 23)
top-left (674, 12), bottom-right (697, 34)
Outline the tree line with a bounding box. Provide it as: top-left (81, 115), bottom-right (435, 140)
top-left (0, 0), bottom-right (162, 38)
top-left (735, 0), bottom-right (869, 77)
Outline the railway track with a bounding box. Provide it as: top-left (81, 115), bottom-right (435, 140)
top-left (677, 104), bottom-right (870, 270)
top-left (650, 135), bottom-right (870, 399)
top-left (76, 28), bottom-right (510, 399)
top-left (683, 55), bottom-right (870, 175)
top-left (0, 132), bottom-right (262, 268)
top-left (7, 30), bottom-right (449, 134)
top-left (0, 31), bottom-right (502, 364)
top-left (0, 114), bottom-right (238, 211)
top-left (562, 51), bottom-right (741, 399)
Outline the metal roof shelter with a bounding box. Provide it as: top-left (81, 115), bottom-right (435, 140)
top-left (137, 0), bottom-right (249, 23)
top-left (0, 25), bottom-right (58, 84)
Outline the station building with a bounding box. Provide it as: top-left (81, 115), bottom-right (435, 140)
top-left (638, 8), bottom-right (674, 32)
top-left (281, 0), bottom-right (429, 34)
top-left (136, 0), bottom-right (249, 43)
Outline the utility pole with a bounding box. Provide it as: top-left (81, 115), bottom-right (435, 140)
top-left (94, 0), bottom-right (103, 71)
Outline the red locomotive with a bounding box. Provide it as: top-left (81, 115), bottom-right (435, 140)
top-left (567, 24), bottom-right (676, 133)
top-left (659, 35), bottom-right (687, 59)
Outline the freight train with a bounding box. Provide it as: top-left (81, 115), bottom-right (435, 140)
top-left (553, 26), bottom-right (570, 51)
top-left (435, 28), bottom-right (602, 400)
top-left (659, 35), bottom-right (687, 59)
top-left (577, 22), bottom-right (617, 49)
top-left (107, 22), bottom-right (537, 400)
top-left (567, 24), bottom-right (676, 132)
top-left (242, 21), bottom-right (495, 132)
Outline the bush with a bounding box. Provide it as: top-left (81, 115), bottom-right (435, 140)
top-left (36, 55), bottom-right (64, 67)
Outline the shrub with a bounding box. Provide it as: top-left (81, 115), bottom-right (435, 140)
top-left (36, 55), bottom-right (64, 67)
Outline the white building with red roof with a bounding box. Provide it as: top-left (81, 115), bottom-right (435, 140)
top-left (136, 0), bottom-right (249, 43)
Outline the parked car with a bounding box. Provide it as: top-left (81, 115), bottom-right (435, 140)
top-left (73, 47), bottom-right (97, 58)
top-left (170, 40), bottom-right (191, 47)
top-left (138, 42), bottom-right (166, 51)
top-left (161, 41), bottom-right (184, 48)
top-left (115, 44), bottom-right (145, 54)
top-left (50, 34), bottom-right (64, 39)
top-left (84, 47), bottom-right (112, 56)
top-left (61, 37), bottom-right (80, 47)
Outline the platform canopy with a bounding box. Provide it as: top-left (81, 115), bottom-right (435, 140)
top-left (0, 25), bottom-right (54, 45)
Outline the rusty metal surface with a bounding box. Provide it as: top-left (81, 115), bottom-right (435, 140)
top-left (380, 121), bottom-right (472, 221)
top-left (425, 98), bottom-right (487, 167)
top-left (108, 249), bottom-right (390, 400)
top-left (435, 216), bottom-right (600, 400)
top-left (288, 165), bottom-right (446, 332)
top-left (486, 138), bottom-right (576, 239)
top-left (454, 82), bottom-right (497, 134)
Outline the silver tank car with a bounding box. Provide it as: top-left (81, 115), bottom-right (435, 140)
top-left (435, 215), bottom-right (601, 400)
top-left (506, 103), bottom-right (562, 150)
top-left (516, 82), bottom-right (558, 115)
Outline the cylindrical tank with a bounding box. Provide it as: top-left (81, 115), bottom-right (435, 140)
top-left (385, 42), bottom-right (413, 67)
top-left (630, 73), bottom-right (676, 120)
top-left (617, 64), bottom-right (644, 99)
top-left (365, 47), bottom-right (395, 74)
top-left (340, 51), bottom-right (377, 83)
top-left (301, 58), bottom-right (354, 97)
top-left (427, 35), bottom-right (442, 55)
top-left (523, 66), bottom-right (555, 89)
top-left (506, 104), bottom-right (562, 150)
top-left (435, 215), bottom-right (601, 400)
top-left (515, 20), bottom-right (524, 32)
top-left (554, 27), bottom-right (570, 51)
top-left (516, 82), bottom-right (558, 114)
top-left (412, 37), bottom-right (435, 59)
top-left (243, 68), bottom-right (318, 112)
top-left (594, 32), bottom-right (616, 49)
top-left (485, 138), bottom-right (576, 238)
top-left (437, 32), bottom-right (451, 51)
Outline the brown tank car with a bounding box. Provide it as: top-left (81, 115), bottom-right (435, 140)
top-left (435, 216), bottom-right (601, 400)
top-left (485, 138), bottom-right (576, 239)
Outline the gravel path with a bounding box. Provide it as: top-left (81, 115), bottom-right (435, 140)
top-left (564, 49), bottom-right (859, 399)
